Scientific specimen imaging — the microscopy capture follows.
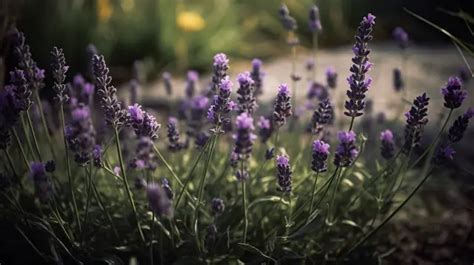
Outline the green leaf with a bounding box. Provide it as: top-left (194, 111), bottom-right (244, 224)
top-left (248, 196), bottom-right (289, 210)
top-left (237, 243), bottom-right (277, 263)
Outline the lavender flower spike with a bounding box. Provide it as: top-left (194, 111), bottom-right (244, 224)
top-left (448, 107), bottom-right (474, 143)
top-left (273, 83), bottom-right (292, 128)
top-left (65, 103), bottom-right (96, 165)
top-left (312, 140), bottom-right (330, 173)
top-left (326, 66), bottom-right (338, 89)
top-left (393, 27), bottom-right (409, 49)
top-left (9, 69), bottom-right (32, 111)
top-left (441, 77), bottom-right (467, 109)
top-left (345, 13), bottom-right (375, 118)
top-left (92, 54), bottom-right (128, 128)
top-left (236, 71), bottom-right (257, 114)
top-left (334, 131), bottom-right (359, 167)
top-left (251, 58), bottom-right (264, 96)
top-left (186, 70), bottom-right (199, 98)
top-left (257, 116), bottom-right (273, 143)
top-left (147, 183), bottom-right (173, 218)
top-left (233, 112), bottom-right (257, 181)
top-left (30, 162), bottom-right (53, 203)
top-left (276, 154), bottom-right (292, 193)
top-left (167, 116), bottom-right (183, 152)
top-left (403, 93), bottom-right (430, 153)
top-left (128, 104), bottom-right (161, 140)
top-left (380, 129), bottom-right (395, 160)
top-left (393, 68), bottom-right (404, 92)
top-left (211, 53), bottom-right (229, 92)
top-left (211, 198), bottom-right (225, 216)
top-left (309, 98), bottom-right (333, 135)
top-left (208, 77), bottom-right (234, 127)
top-left (279, 4), bottom-right (297, 31)
top-left (308, 5), bottom-right (322, 33)
top-left (50, 47), bottom-right (70, 104)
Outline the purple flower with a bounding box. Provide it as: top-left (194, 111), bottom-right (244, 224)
top-left (250, 58), bottom-right (264, 96)
top-left (167, 116), bottom-right (183, 152)
top-left (393, 68), bottom-right (404, 92)
top-left (186, 70), bottom-right (199, 98)
top-left (273, 83), bottom-right (292, 128)
top-left (309, 98), bottom-right (333, 135)
top-left (236, 72), bottom-right (257, 114)
top-left (433, 145), bottom-right (455, 165)
top-left (257, 116), bottom-right (273, 143)
top-left (162, 72), bottom-right (172, 95)
top-left (9, 69), bottom-right (32, 111)
top-left (66, 103), bottom-right (96, 165)
top-left (161, 177), bottom-right (174, 200)
top-left (447, 107), bottom-right (474, 143)
top-left (11, 29), bottom-right (44, 91)
top-left (147, 183), bottom-right (173, 218)
top-left (92, 54), bottom-right (128, 128)
top-left (380, 129), bottom-right (395, 160)
top-left (345, 13), bottom-right (376, 118)
top-left (233, 113), bottom-right (256, 181)
top-left (279, 4), bottom-right (297, 31)
top-left (195, 131), bottom-right (210, 149)
top-left (308, 5), bottom-right (322, 33)
top-left (211, 53), bottom-right (229, 93)
top-left (441, 76), bottom-right (467, 109)
top-left (29, 162), bottom-right (53, 203)
top-left (208, 77), bottom-right (233, 127)
top-left (92, 144), bottom-right (103, 167)
top-left (458, 66), bottom-right (471, 83)
top-left (307, 82), bottom-right (329, 101)
top-left (393, 27), bottom-right (409, 49)
top-left (312, 140), bottom-right (330, 173)
top-left (127, 104), bottom-right (161, 140)
top-left (275, 154), bottom-right (292, 193)
top-left (211, 198), bottom-right (225, 216)
top-left (403, 93), bottom-right (430, 153)
top-left (334, 131), bottom-right (359, 167)
top-left (326, 66), bottom-right (338, 89)
top-left (50, 47), bottom-right (70, 104)
top-left (129, 137), bottom-right (158, 171)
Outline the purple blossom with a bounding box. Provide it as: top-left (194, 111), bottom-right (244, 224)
top-left (433, 145), bottom-right (455, 165)
top-left (307, 82), bottom-right (329, 101)
top-left (393, 68), bottom-right (404, 92)
top-left (447, 107), bottom-right (474, 143)
top-left (312, 140), bottom-right (330, 173)
top-left (161, 177), bottom-right (174, 200)
top-left (275, 154), bottom-right (292, 193)
top-left (186, 70), bottom-right (199, 98)
top-left (403, 93), bottom-right (430, 153)
top-left (92, 144), bottom-right (103, 167)
top-left (345, 13), bottom-right (375, 118)
top-left (441, 77), bottom-right (467, 109)
top-left (326, 66), bottom-right (338, 89)
top-left (147, 183), bottom-right (173, 218)
top-left (50, 47), bottom-right (70, 104)
top-left (233, 113), bottom-right (256, 181)
top-left (251, 58), bottom-right (264, 96)
top-left (334, 131), bottom-right (358, 167)
top-left (211, 198), bottom-right (225, 216)
top-left (129, 137), bottom-right (157, 171)
top-left (208, 77), bottom-right (233, 127)
top-left (458, 66), bottom-right (471, 83)
top-left (257, 116), bottom-right (273, 143)
top-left (236, 72), bottom-right (257, 114)
top-left (66, 103), bottom-right (96, 165)
top-left (273, 83), bottom-right (292, 128)
top-left (279, 4), bottom-right (297, 31)
top-left (29, 162), bottom-right (53, 203)
top-left (393, 27), bottom-right (409, 49)
top-left (162, 72), bottom-right (172, 95)
top-left (308, 5), bottom-right (322, 33)
top-left (265, 147), bottom-right (275, 160)
top-left (167, 116), bottom-right (183, 152)
top-left (380, 129), bottom-right (395, 160)
top-left (308, 98), bottom-right (333, 135)
top-left (127, 104), bottom-right (161, 140)
top-left (211, 53), bottom-right (229, 93)
top-left (92, 54), bottom-right (128, 128)
top-left (9, 69), bottom-right (32, 111)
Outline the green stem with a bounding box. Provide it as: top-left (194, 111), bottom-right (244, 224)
top-left (241, 177), bottom-right (248, 243)
top-left (34, 91), bottom-right (57, 160)
top-left (20, 114), bottom-right (35, 158)
top-left (59, 104), bottom-right (82, 234)
top-left (150, 213), bottom-right (155, 265)
top-left (327, 169), bottom-right (343, 224)
top-left (348, 117), bottom-right (355, 132)
top-left (286, 192), bottom-right (292, 237)
top-left (312, 32), bottom-right (318, 81)
top-left (81, 163), bottom-right (94, 243)
top-left (314, 167), bottom-right (339, 211)
top-left (25, 110), bottom-right (42, 161)
top-left (12, 128), bottom-right (30, 168)
top-left (307, 172), bottom-right (320, 223)
top-left (91, 179), bottom-right (119, 239)
top-left (114, 127), bottom-right (145, 243)
top-left (4, 149), bottom-right (17, 177)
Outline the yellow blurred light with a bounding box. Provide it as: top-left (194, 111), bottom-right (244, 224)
top-left (121, 0), bottom-right (135, 12)
top-left (97, 0), bottom-right (113, 22)
top-left (177, 11), bottom-right (206, 32)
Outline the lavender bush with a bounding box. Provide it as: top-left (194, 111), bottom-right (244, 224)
top-left (0, 7), bottom-right (473, 265)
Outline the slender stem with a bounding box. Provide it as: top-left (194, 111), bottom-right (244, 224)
top-left (327, 169), bottom-right (343, 224)
top-left (81, 163), bottom-right (94, 243)
top-left (307, 172), bottom-right (320, 222)
top-left (150, 213), bottom-right (155, 265)
top-left (34, 91), bottom-right (57, 160)
top-left (312, 32), bottom-right (318, 81)
top-left (12, 128), bottom-right (30, 168)
top-left (25, 111), bottom-right (42, 161)
top-left (91, 179), bottom-right (119, 239)
top-left (286, 192), bottom-right (292, 237)
top-left (114, 127), bottom-right (146, 243)
top-left (241, 177), bottom-right (248, 243)
top-left (4, 149), bottom-right (17, 177)
top-left (314, 167), bottom-right (339, 211)
top-left (20, 114), bottom-right (35, 157)
top-left (59, 104), bottom-right (82, 234)
top-left (348, 117), bottom-right (355, 132)
top-left (291, 44), bottom-right (297, 110)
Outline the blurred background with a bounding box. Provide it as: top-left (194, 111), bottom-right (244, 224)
top-left (1, 0), bottom-right (473, 81)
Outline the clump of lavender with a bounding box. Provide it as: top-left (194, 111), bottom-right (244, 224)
top-left (65, 103), bottom-right (96, 165)
top-left (167, 116), bottom-right (183, 152)
top-left (92, 54), bottom-right (128, 128)
top-left (50, 47), bottom-right (70, 104)
top-left (278, 4), bottom-right (297, 32)
top-left (326, 66), bottom-right (338, 89)
top-left (186, 70), bottom-right (199, 98)
top-left (128, 104), bottom-right (161, 140)
top-left (334, 131), bottom-right (359, 167)
top-left (441, 77), bottom-right (467, 109)
top-left (129, 137), bottom-right (158, 171)
top-left (309, 98), bottom-right (333, 135)
top-left (393, 27), bottom-right (409, 49)
top-left (273, 84), bottom-right (292, 128)
top-left (208, 77), bottom-right (234, 128)
top-left (233, 113), bottom-right (256, 181)
top-left (29, 162), bottom-right (53, 203)
top-left (162, 72), bottom-right (172, 95)
top-left (345, 13), bottom-right (376, 118)
top-left (9, 69), bottom-right (32, 111)
top-left (250, 59), bottom-right (264, 96)
top-left (447, 108), bottom-right (474, 143)
top-left (257, 116), bottom-right (273, 143)
top-left (308, 5), bottom-right (322, 33)
top-left (236, 72), bottom-right (257, 114)
top-left (275, 154), bottom-right (292, 193)
top-left (211, 198), bottom-right (225, 216)
top-left (211, 53), bottom-right (229, 93)
top-left (403, 93), bottom-right (430, 153)
top-left (393, 68), bottom-right (404, 92)
top-left (380, 129), bottom-right (395, 160)
top-left (312, 140), bottom-right (330, 173)
top-left (147, 183), bottom-right (173, 218)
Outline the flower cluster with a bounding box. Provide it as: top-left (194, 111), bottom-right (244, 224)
top-left (129, 137), bottom-right (157, 171)
top-left (275, 154), bottom-right (292, 193)
top-left (393, 27), bottom-right (409, 49)
top-left (326, 66), bottom-right (338, 89)
top-left (334, 131), bottom-right (359, 167)
top-left (403, 93), bottom-right (429, 153)
top-left (308, 5), bottom-right (322, 33)
top-left (9, 69), bottom-right (32, 111)
top-left (278, 4), bottom-right (297, 31)
top-left (236, 72), bottom-right (257, 114)
top-left (380, 129), bottom-right (395, 160)
top-left (147, 183), bottom-right (173, 218)
top-left (345, 13), bottom-right (376, 118)
top-left (257, 116), bottom-right (273, 143)
top-left (92, 54), bottom-right (128, 128)
top-left (50, 47), bottom-right (70, 104)
top-left (273, 84), bottom-right (292, 128)
top-left (208, 77), bottom-right (234, 127)
top-left (29, 162), bottom-right (53, 203)
top-left (309, 98), bottom-right (333, 135)
top-left (211, 198), bottom-right (225, 216)
top-left (311, 140), bottom-right (330, 173)
top-left (447, 108), bottom-right (474, 143)
top-left (233, 113), bottom-right (256, 181)
top-left (128, 104), bottom-right (161, 140)
top-left (441, 77), bottom-right (467, 109)
top-left (186, 70), bottom-right (199, 98)
top-left (250, 59), bottom-right (264, 96)
top-left (211, 53), bottom-right (229, 93)
top-left (65, 103), bottom-right (96, 165)
top-left (72, 74), bottom-right (95, 105)
top-left (167, 117), bottom-right (184, 152)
